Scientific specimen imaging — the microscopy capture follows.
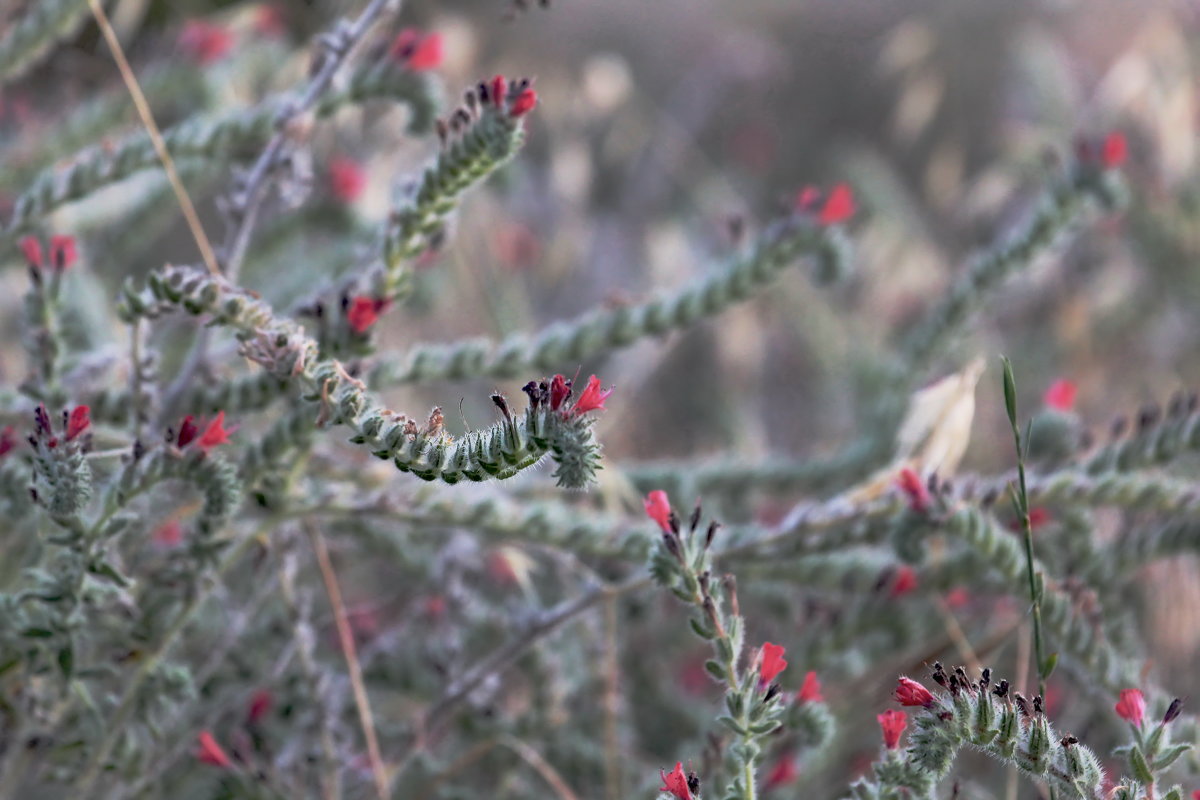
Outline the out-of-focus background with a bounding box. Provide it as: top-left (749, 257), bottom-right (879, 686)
top-left (5, 0), bottom-right (1200, 796)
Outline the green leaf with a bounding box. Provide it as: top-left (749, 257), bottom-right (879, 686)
top-left (1153, 743), bottom-right (1192, 771)
top-left (88, 560), bottom-right (130, 588)
top-left (706, 660), bottom-right (727, 682)
top-left (57, 645), bottom-right (74, 679)
top-left (1129, 745), bottom-right (1155, 785)
top-left (1001, 356), bottom-right (1019, 427)
top-left (20, 628), bottom-right (54, 638)
top-left (689, 617), bottom-right (716, 640)
top-left (1041, 652), bottom-right (1058, 681)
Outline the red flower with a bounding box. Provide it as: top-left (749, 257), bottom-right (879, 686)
top-left (893, 676), bottom-right (935, 707)
top-left (0, 426), bottom-right (15, 457)
top-left (347, 296), bottom-right (390, 333)
top-left (1191, 791), bottom-right (1199, 800)
top-left (878, 709), bottom-right (907, 749)
top-left (1028, 507), bottom-right (1051, 530)
top-left (390, 29), bottom-right (443, 70)
top-left (1114, 688), bottom-right (1146, 728)
top-left (49, 235), bottom-right (76, 270)
top-left (1044, 379), bottom-right (1076, 411)
top-left (176, 415), bottom-right (199, 448)
top-left (153, 520), bottom-right (183, 548)
top-left (644, 490), bottom-right (672, 532)
top-left (197, 411), bottom-right (233, 450)
top-left (490, 75), bottom-right (507, 109)
top-left (329, 157), bottom-right (366, 203)
top-left (510, 87), bottom-right (538, 118)
top-left (759, 642), bottom-right (788, 685)
top-left (549, 374), bottom-right (571, 410)
top-left (247, 689), bottom-right (273, 725)
top-left (254, 4), bottom-right (286, 36)
top-left (763, 753), bottom-right (800, 790)
top-left (944, 587), bottom-right (970, 609)
top-left (66, 406), bottom-right (90, 441)
top-left (896, 467), bottom-right (930, 513)
top-left (19, 236), bottom-right (43, 269)
top-left (794, 185), bottom-right (821, 212)
top-left (573, 375), bottom-right (613, 415)
top-left (797, 670), bottom-right (823, 703)
top-left (818, 183), bottom-right (856, 225)
top-left (179, 20), bottom-right (233, 65)
top-left (196, 731), bottom-right (231, 768)
top-left (890, 565), bottom-right (918, 597)
top-left (1101, 132), bottom-right (1128, 169)
top-left (658, 762), bottom-right (692, 800)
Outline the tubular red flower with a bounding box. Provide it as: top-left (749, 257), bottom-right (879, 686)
top-left (490, 75), bottom-right (507, 109)
top-left (896, 467), bottom-right (930, 513)
top-left (797, 670), bottom-right (823, 703)
top-left (890, 565), bottom-right (918, 597)
top-left (66, 406), bottom-right (90, 441)
top-left (178, 20), bottom-right (233, 65)
top-left (573, 375), bottom-right (613, 415)
top-left (510, 87), bottom-right (537, 118)
top-left (1043, 379), bottom-right (1076, 411)
top-left (49, 235), bottom-right (77, 270)
top-left (643, 490), bottom-right (672, 532)
top-left (893, 676), bottom-right (935, 707)
top-left (409, 32), bottom-right (443, 71)
top-left (247, 689), bottom-right (273, 725)
top-left (329, 157), bottom-right (366, 203)
top-left (1114, 688), bottom-right (1146, 728)
top-left (1101, 132), bottom-right (1128, 169)
top-left (196, 731), bottom-right (231, 768)
top-left (549, 374), bottom-right (571, 410)
top-left (197, 411), bottom-right (234, 450)
top-left (818, 183), bottom-right (855, 225)
top-left (347, 296), bottom-right (383, 333)
top-left (763, 753), bottom-right (799, 789)
top-left (658, 762), bottom-right (692, 800)
top-left (176, 415), bottom-right (199, 448)
top-left (878, 709), bottom-right (907, 749)
top-left (19, 236), bottom-right (43, 269)
top-left (759, 642), bottom-right (788, 685)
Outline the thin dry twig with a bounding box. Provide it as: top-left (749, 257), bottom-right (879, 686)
top-left (309, 524), bottom-right (389, 800)
top-left (86, 0), bottom-right (221, 277)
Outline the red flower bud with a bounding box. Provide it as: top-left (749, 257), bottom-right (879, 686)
top-left (179, 20), bottom-right (233, 65)
top-left (658, 762), bottom-right (692, 800)
top-left (0, 426), bottom-right (15, 457)
top-left (347, 296), bottom-right (385, 333)
top-left (877, 709), bottom-right (907, 749)
top-left (66, 406), bottom-right (90, 441)
top-left (548, 374), bottom-right (571, 410)
top-left (329, 157), bottom-right (366, 203)
top-left (818, 183), bottom-right (855, 225)
top-left (759, 642), bottom-right (788, 685)
top-left (49, 235), bottom-right (77, 270)
top-left (643, 490), bottom-right (672, 532)
top-left (1114, 688), bottom-right (1145, 728)
top-left (176, 415), bottom-right (199, 448)
top-left (893, 676), bottom-right (935, 707)
top-left (763, 753), bottom-right (799, 789)
top-left (1043, 378), bottom-right (1076, 411)
top-left (196, 731), bottom-right (231, 768)
top-left (890, 565), bottom-right (918, 597)
top-left (197, 411), bottom-right (234, 450)
top-left (1101, 132), bottom-right (1127, 169)
top-left (510, 87), bottom-right (538, 118)
top-left (896, 467), bottom-right (930, 513)
top-left (797, 670), bottom-right (823, 703)
top-left (19, 236), bottom-right (43, 269)
top-left (247, 689), bottom-right (273, 725)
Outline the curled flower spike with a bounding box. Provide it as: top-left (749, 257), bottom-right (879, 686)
top-left (1114, 688), bottom-right (1146, 728)
top-left (65, 406), bottom-right (90, 441)
top-left (896, 467), bottom-right (930, 513)
top-left (329, 157), bottom-right (366, 203)
top-left (49, 235), bottom-right (77, 270)
top-left (19, 235), bottom-right (43, 269)
top-left (644, 490), bottom-right (672, 532)
top-left (196, 731), bottom-right (231, 768)
top-left (759, 642), bottom-right (788, 685)
top-left (894, 676), bottom-right (935, 707)
top-left (797, 670), bottom-right (823, 703)
top-left (878, 709), bottom-right (907, 749)
top-left (197, 411), bottom-right (234, 450)
top-left (573, 375), bottom-right (613, 415)
top-left (658, 762), bottom-right (692, 800)
top-left (1044, 378), bottom-right (1077, 411)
